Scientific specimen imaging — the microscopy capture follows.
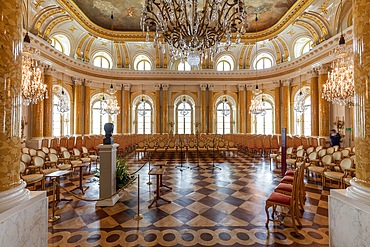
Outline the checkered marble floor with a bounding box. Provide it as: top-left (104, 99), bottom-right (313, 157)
top-left (47, 152), bottom-right (329, 246)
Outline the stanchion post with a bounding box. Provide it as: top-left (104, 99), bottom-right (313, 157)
top-left (48, 178), bottom-right (61, 222)
top-left (134, 174), bottom-right (143, 221)
top-left (147, 155), bottom-right (152, 185)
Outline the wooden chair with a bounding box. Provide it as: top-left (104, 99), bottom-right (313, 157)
top-left (265, 167), bottom-right (301, 234)
top-left (323, 158), bottom-right (354, 188)
top-left (20, 161), bottom-right (45, 190)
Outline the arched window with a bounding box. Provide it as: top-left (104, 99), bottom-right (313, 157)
top-left (93, 52), bottom-right (112, 69)
top-left (134, 54), bottom-right (152, 71)
top-left (252, 95), bottom-right (274, 134)
top-left (294, 37), bottom-right (313, 58)
top-left (175, 95), bottom-right (194, 134)
top-left (52, 85), bottom-right (70, 136)
top-left (178, 61), bottom-right (191, 71)
top-left (137, 99), bottom-right (152, 134)
top-left (91, 94), bottom-right (116, 134)
top-left (216, 55), bottom-right (234, 71)
top-left (51, 34), bottom-right (71, 56)
top-left (216, 99), bottom-right (231, 134)
top-left (255, 53), bottom-right (273, 70)
top-left (294, 86), bottom-right (311, 135)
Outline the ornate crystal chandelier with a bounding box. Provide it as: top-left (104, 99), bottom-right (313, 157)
top-left (180, 96), bottom-right (190, 116)
top-left (21, 56), bottom-right (48, 106)
top-left (100, 82), bottom-right (120, 116)
top-left (56, 89), bottom-right (70, 114)
top-left (294, 74), bottom-right (309, 113)
top-left (249, 94), bottom-right (265, 115)
top-left (220, 96), bottom-right (230, 116)
top-left (141, 0), bottom-right (248, 66)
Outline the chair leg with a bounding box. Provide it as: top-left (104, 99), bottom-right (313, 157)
top-left (265, 204), bottom-right (271, 227)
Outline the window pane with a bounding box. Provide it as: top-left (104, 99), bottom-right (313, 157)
top-left (101, 57), bottom-right (109, 69)
top-left (216, 103), bottom-right (231, 134)
top-left (177, 102), bottom-right (191, 134)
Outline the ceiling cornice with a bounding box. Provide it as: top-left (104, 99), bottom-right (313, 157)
top-left (55, 0), bottom-right (314, 42)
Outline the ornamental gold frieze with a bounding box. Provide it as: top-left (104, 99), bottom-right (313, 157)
top-left (300, 12), bottom-right (330, 40)
top-left (35, 7), bottom-right (65, 36)
top-left (43, 16), bottom-right (73, 40)
top-left (270, 39), bottom-right (282, 64)
top-left (238, 44), bottom-right (248, 69)
top-left (56, 0), bottom-right (314, 42)
top-left (84, 36), bottom-right (97, 63)
top-left (293, 20), bottom-right (320, 43)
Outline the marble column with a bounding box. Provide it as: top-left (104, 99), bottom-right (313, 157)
top-left (246, 89), bottom-right (252, 133)
top-left (200, 84), bottom-right (207, 133)
top-left (281, 79), bottom-right (291, 134)
top-left (155, 84), bottom-right (161, 133)
top-left (347, 0), bottom-right (370, 204)
top-left (162, 84), bottom-right (169, 133)
top-left (31, 100), bottom-right (44, 138)
top-left (73, 77), bottom-right (83, 135)
top-left (238, 84), bottom-right (246, 133)
top-left (309, 69), bottom-right (319, 136)
top-left (83, 81), bottom-right (91, 135)
top-left (274, 83), bottom-right (281, 134)
top-left (208, 84), bottom-right (215, 133)
top-left (318, 66), bottom-right (330, 136)
top-left (123, 84), bottom-right (131, 134)
top-left (0, 0), bottom-right (30, 211)
top-left (115, 86), bottom-right (122, 134)
top-left (43, 66), bottom-right (54, 137)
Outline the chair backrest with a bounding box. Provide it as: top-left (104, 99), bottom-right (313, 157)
top-left (332, 151), bottom-right (342, 162)
top-left (318, 149), bottom-right (327, 158)
top-left (340, 158), bottom-right (353, 171)
top-left (306, 147), bottom-right (314, 155)
top-left (158, 141), bottom-right (166, 148)
top-left (208, 142), bottom-right (214, 148)
top-left (62, 150), bottom-right (71, 159)
top-left (296, 149), bottom-right (305, 158)
top-left (41, 146), bottom-right (49, 154)
top-left (297, 145), bottom-right (304, 151)
top-left (326, 147), bottom-right (334, 155)
top-left (19, 161), bottom-right (27, 174)
top-left (333, 145), bottom-right (339, 151)
top-left (21, 147), bottom-right (29, 154)
top-left (49, 148), bottom-right (58, 154)
top-left (188, 141), bottom-right (195, 148)
top-left (21, 153), bottom-right (32, 165)
top-left (350, 155), bottom-right (356, 166)
top-left (60, 146), bottom-right (68, 152)
top-left (81, 146), bottom-right (89, 154)
top-left (218, 141), bottom-right (225, 148)
top-left (308, 151), bottom-right (318, 161)
top-left (148, 142), bottom-right (155, 148)
top-left (48, 153), bottom-right (58, 162)
top-left (32, 156), bottom-right (44, 167)
top-left (198, 141), bottom-right (205, 148)
top-left (321, 154), bottom-right (333, 166)
top-left (73, 148), bottom-right (81, 156)
top-left (36, 150), bottom-right (46, 159)
top-left (228, 141), bottom-right (235, 148)
top-left (315, 146), bottom-right (323, 152)
top-left (138, 142), bottom-right (145, 148)
top-left (168, 141), bottom-right (175, 148)
top-left (29, 148), bottom-right (37, 156)
top-left (41, 139), bottom-right (49, 148)
top-left (352, 146), bottom-right (356, 154)
top-left (341, 149), bottom-right (350, 158)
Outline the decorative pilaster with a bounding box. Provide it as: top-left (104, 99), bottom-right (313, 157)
top-left (347, 0), bottom-right (370, 204)
top-left (318, 66), bottom-right (330, 136)
top-left (238, 84), bottom-right (246, 133)
top-left (72, 77), bottom-right (83, 135)
top-left (83, 81), bottom-right (91, 134)
top-left (123, 84), bottom-right (131, 133)
top-left (155, 84), bottom-right (161, 133)
top-left (115, 85), bottom-right (122, 134)
top-left (43, 66), bottom-right (54, 137)
top-left (246, 87), bottom-right (252, 133)
top-left (200, 84), bottom-right (207, 133)
top-left (281, 79), bottom-right (291, 134)
top-left (309, 69), bottom-right (319, 136)
top-left (162, 84), bottom-right (169, 133)
top-left (0, 0), bottom-right (30, 210)
top-left (208, 84), bottom-right (215, 133)
top-left (274, 82), bottom-right (281, 134)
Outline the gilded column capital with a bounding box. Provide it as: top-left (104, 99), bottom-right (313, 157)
top-left (282, 78), bottom-right (292, 86)
top-left (246, 85), bottom-right (254, 91)
top-left (154, 84), bottom-right (161, 90)
top-left (83, 79), bottom-right (92, 87)
top-left (43, 65), bottom-right (55, 76)
top-left (208, 84), bottom-right (215, 91)
top-left (307, 69), bottom-right (319, 78)
top-left (237, 84), bottom-right (246, 91)
top-left (123, 84), bottom-right (131, 91)
top-left (200, 84), bottom-right (207, 91)
top-left (162, 84), bottom-right (169, 91)
top-left (272, 80), bottom-right (282, 88)
top-left (318, 64), bottom-right (330, 75)
top-left (72, 76), bottom-right (83, 85)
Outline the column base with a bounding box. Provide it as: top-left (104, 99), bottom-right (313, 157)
top-left (347, 177), bottom-right (370, 206)
top-left (0, 180), bottom-right (30, 213)
top-left (95, 194), bottom-right (119, 207)
top-left (329, 189), bottom-right (370, 247)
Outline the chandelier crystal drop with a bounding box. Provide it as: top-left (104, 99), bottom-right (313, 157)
top-left (322, 36), bottom-right (354, 107)
top-left (21, 56), bottom-right (48, 106)
top-left (141, 0), bottom-right (248, 66)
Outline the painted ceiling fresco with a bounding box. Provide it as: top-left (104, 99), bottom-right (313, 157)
top-left (71, 0), bottom-right (298, 32)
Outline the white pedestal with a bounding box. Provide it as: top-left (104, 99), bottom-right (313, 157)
top-left (329, 189), bottom-right (370, 247)
top-left (0, 191), bottom-right (48, 247)
top-left (96, 144), bottom-right (119, 207)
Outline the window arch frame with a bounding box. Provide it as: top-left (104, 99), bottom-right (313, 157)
top-left (132, 94), bottom-right (154, 134)
top-left (90, 93), bottom-right (117, 135)
top-left (50, 34), bottom-right (71, 56)
top-left (133, 54), bottom-right (153, 71)
top-left (174, 95), bottom-right (195, 134)
top-left (52, 85), bottom-right (71, 137)
top-left (214, 95), bottom-right (236, 134)
top-left (252, 94), bottom-right (275, 134)
top-left (92, 51), bottom-right (113, 69)
top-left (293, 86), bottom-right (311, 136)
top-left (293, 36), bottom-right (313, 58)
top-left (216, 54), bottom-right (235, 71)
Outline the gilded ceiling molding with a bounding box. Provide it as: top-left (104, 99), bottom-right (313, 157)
top-left (293, 20), bottom-right (319, 44)
top-left (300, 12), bottom-right (329, 41)
top-left (269, 39), bottom-right (282, 65)
top-left (239, 44), bottom-right (248, 69)
top-left (115, 42), bottom-right (122, 68)
top-left (155, 47), bottom-right (160, 68)
top-left (43, 16), bottom-right (73, 41)
top-left (35, 8), bottom-right (64, 37)
top-left (121, 43), bottom-right (130, 68)
top-left (163, 52), bottom-right (168, 69)
top-left (276, 37), bottom-right (289, 62)
top-left (56, 0), bottom-right (314, 42)
top-left (84, 36), bottom-right (96, 63)
top-left (245, 46), bottom-right (253, 68)
top-left (75, 34), bottom-right (90, 60)
top-left (31, 5), bottom-right (59, 27)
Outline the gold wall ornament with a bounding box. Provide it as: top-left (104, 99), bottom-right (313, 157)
top-left (293, 20), bottom-right (319, 43)
top-left (35, 8), bottom-right (64, 36)
top-left (43, 16), bottom-right (73, 39)
top-left (270, 39), bottom-right (282, 64)
top-left (84, 36), bottom-right (96, 63)
top-left (75, 33), bottom-right (89, 59)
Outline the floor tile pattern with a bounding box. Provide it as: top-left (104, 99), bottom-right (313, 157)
top-left (47, 153), bottom-right (329, 246)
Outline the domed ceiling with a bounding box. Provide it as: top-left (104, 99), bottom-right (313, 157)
top-left (70, 0), bottom-right (298, 32)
